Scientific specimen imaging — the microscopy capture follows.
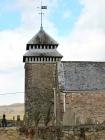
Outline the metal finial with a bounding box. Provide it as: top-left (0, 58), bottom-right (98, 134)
top-left (40, 0), bottom-right (47, 30)
top-left (41, 0), bottom-right (43, 29)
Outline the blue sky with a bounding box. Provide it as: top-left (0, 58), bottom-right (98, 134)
top-left (0, 11), bottom-right (21, 30)
top-left (0, 0), bottom-right (105, 105)
top-left (49, 0), bottom-right (82, 36)
top-left (0, 0), bottom-right (20, 30)
top-left (0, 0), bottom-right (82, 35)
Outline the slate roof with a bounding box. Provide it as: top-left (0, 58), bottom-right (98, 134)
top-left (27, 29), bottom-right (58, 45)
top-left (24, 49), bottom-right (63, 57)
top-left (58, 61), bottom-right (105, 91)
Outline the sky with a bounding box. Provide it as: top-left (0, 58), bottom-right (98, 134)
top-left (0, 0), bottom-right (105, 105)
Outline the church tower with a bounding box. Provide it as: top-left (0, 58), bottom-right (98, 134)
top-left (23, 27), bottom-right (63, 125)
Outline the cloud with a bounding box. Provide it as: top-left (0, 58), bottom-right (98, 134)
top-left (0, 0), bottom-right (60, 104)
top-left (0, 30), bottom-right (25, 70)
top-left (77, 0), bottom-right (105, 31)
top-left (59, 0), bottom-right (105, 61)
top-left (1, 0), bottom-right (105, 104)
top-left (0, 29), bottom-right (25, 104)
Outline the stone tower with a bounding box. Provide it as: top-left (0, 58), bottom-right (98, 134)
top-left (23, 27), bottom-right (63, 126)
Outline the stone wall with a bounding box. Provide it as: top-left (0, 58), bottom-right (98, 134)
top-left (24, 61), bottom-right (105, 126)
top-left (25, 63), bottom-right (57, 125)
top-left (62, 90), bottom-right (105, 125)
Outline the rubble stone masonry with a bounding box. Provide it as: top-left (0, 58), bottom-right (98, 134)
top-left (25, 63), bottom-right (57, 125)
top-left (62, 90), bottom-right (105, 125)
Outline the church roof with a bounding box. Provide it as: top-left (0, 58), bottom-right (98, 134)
top-left (24, 49), bottom-right (62, 57)
top-left (58, 61), bottom-right (105, 91)
top-left (27, 28), bottom-right (58, 45)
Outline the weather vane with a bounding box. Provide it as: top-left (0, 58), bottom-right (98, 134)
top-left (39, 0), bottom-right (47, 30)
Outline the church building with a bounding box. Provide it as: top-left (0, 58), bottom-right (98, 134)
top-left (23, 21), bottom-right (105, 125)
